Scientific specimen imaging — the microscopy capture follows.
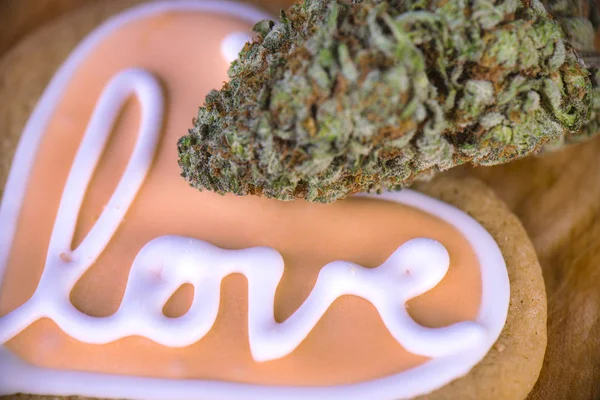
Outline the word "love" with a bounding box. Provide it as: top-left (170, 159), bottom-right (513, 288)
top-left (0, 68), bottom-right (483, 362)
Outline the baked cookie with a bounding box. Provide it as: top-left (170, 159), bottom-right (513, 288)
top-left (0, 1), bottom-right (546, 399)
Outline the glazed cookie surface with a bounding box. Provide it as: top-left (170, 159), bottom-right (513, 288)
top-left (0, 1), bottom-right (545, 399)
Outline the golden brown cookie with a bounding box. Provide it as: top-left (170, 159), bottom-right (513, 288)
top-left (0, 1), bottom-right (546, 399)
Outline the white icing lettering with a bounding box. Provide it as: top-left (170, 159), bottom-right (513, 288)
top-left (0, 66), bottom-right (484, 362)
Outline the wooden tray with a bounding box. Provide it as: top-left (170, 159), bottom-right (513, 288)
top-left (1, 1), bottom-right (599, 399)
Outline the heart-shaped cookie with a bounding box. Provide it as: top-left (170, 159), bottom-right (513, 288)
top-left (0, 1), bottom-right (546, 399)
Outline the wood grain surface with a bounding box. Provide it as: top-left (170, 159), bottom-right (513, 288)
top-left (0, 1), bottom-right (599, 399)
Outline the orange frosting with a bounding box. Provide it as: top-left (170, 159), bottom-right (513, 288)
top-left (0, 11), bottom-right (482, 385)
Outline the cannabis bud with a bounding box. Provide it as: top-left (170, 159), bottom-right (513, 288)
top-left (541, 0), bottom-right (600, 149)
top-left (179, 0), bottom-right (596, 203)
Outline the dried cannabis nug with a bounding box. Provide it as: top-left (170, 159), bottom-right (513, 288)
top-left (541, 0), bottom-right (600, 149)
top-left (178, 0), bottom-right (596, 203)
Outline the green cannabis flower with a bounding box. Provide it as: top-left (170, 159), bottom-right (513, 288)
top-left (178, 0), bottom-right (595, 203)
top-left (541, 0), bottom-right (600, 149)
